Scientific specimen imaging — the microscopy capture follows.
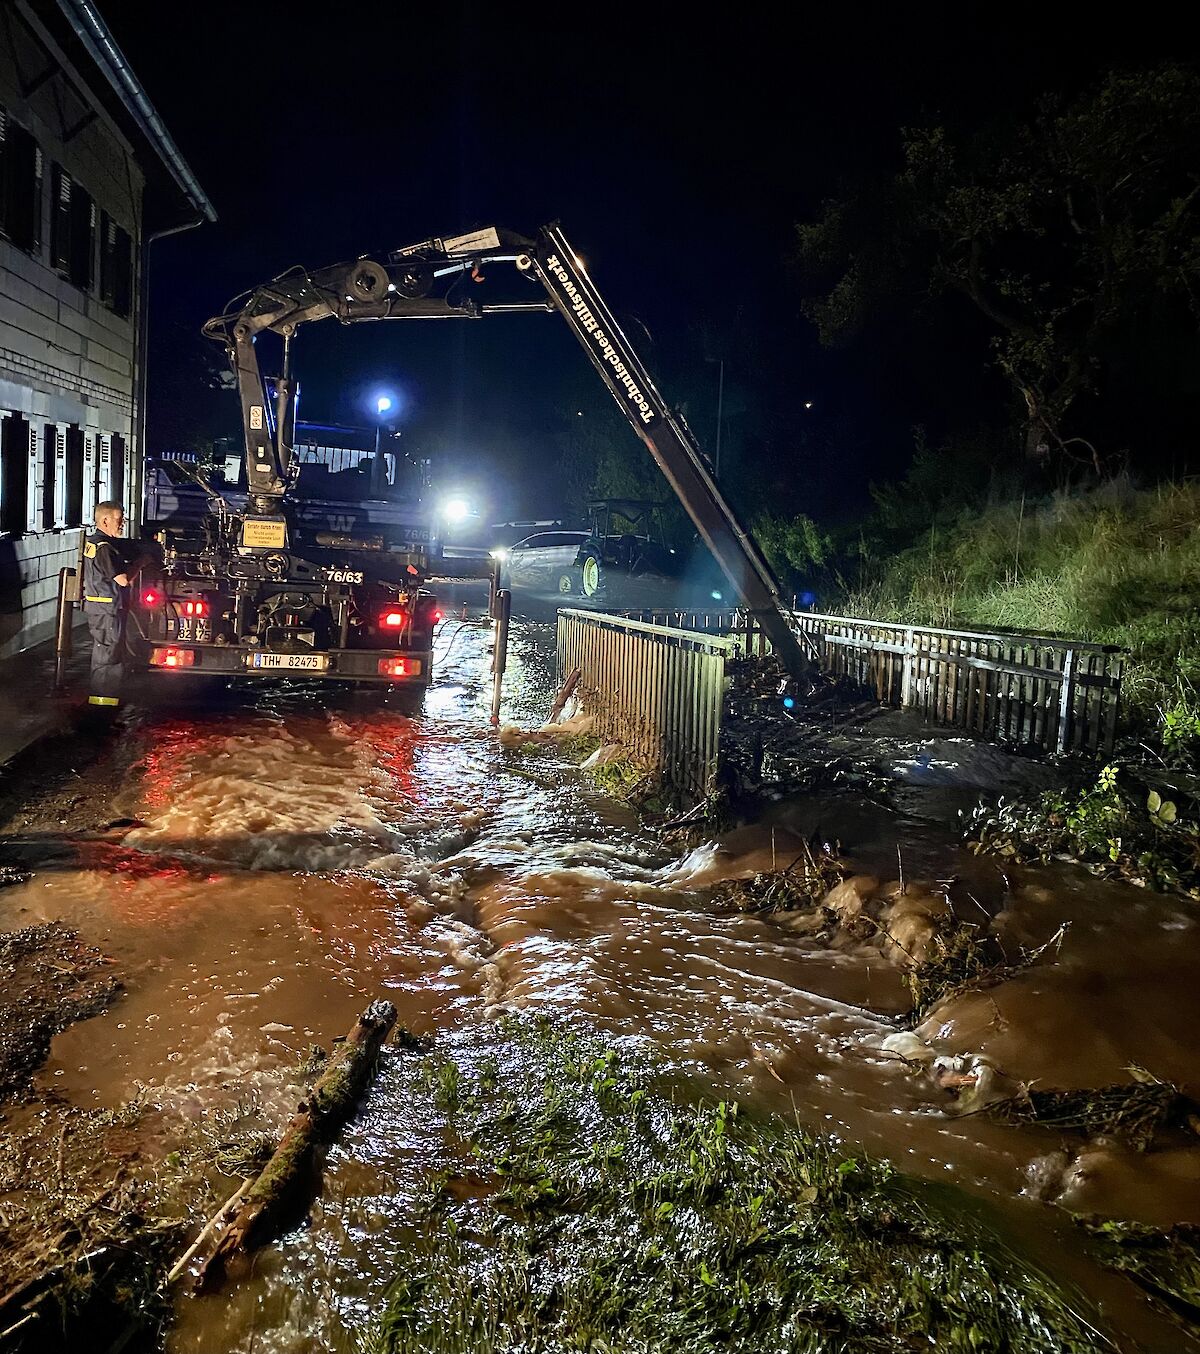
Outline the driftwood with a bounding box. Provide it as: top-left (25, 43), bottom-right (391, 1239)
top-left (548, 666), bottom-right (581, 724)
top-left (195, 999), bottom-right (397, 1290)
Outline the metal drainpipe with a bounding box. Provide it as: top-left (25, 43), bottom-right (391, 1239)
top-left (129, 216), bottom-right (205, 533)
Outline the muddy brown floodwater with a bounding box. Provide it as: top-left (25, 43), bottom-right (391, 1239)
top-left (3, 603), bottom-right (1200, 1352)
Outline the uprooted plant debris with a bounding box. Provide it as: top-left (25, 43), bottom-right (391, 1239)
top-left (370, 1014), bottom-right (1105, 1353)
top-left (1078, 1217), bottom-right (1200, 1334)
top-left (986, 1070), bottom-right (1200, 1153)
top-left (712, 842), bottom-right (846, 915)
top-left (903, 921), bottom-right (1067, 1025)
top-left (721, 653), bottom-right (893, 802)
top-left (0, 922), bottom-right (122, 1100)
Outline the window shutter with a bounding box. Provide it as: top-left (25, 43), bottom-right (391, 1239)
top-left (50, 164), bottom-right (71, 271)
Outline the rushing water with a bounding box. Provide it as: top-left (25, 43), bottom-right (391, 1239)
top-left (4, 597), bottom-right (1200, 1351)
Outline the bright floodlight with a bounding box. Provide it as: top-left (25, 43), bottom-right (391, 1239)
top-left (442, 497), bottom-right (471, 524)
top-left (376, 395), bottom-right (393, 414)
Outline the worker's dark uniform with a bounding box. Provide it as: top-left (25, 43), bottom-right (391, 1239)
top-left (82, 530), bottom-right (139, 707)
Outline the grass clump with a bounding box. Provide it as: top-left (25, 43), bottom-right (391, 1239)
top-left (369, 1016), bottom-right (1102, 1353)
top-left (966, 763), bottom-right (1200, 898)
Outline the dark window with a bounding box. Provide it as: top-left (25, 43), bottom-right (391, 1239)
top-left (99, 213), bottom-right (132, 317)
top-left (1, 415), bottom-right (31, 536)
top-left (63, 425), bottom-right (84, 527)
top-left (0, 107), bottom-right (43, 254)
top-left (41, 424), bottom-right (56, 528)
top-left (110, 432), bottom-right (125, 508)
top-left (50, 165), bottom-right (94, 289)
top-left (69, 182), bottom-right (94, 290)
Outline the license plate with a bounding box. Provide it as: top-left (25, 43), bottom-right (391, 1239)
top-left (248, 652), bottom-right (330, 671)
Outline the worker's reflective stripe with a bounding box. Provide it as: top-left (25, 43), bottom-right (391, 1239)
top-left (85, 594), bottom-right (114, 603)
top-left (88, 695), bottom-right (119, 707)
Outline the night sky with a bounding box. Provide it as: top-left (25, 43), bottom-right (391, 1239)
top-left (100, 2), bottom-right (1193, 523)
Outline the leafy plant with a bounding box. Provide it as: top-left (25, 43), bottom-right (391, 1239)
top-left (967, 763), bottom-right (1200, 897)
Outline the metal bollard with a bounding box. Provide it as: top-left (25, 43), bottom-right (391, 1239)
top-left (490, 589), bottom-right (511, 726)
top-left (54, 566), bottom-right (78, 692)
top-left (489, 557), bottom-right (501, 619)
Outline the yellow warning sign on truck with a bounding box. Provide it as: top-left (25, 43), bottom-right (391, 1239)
top-left (241, 518), bottom-right (288, 549)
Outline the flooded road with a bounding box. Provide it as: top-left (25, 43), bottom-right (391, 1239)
top-left (3, 598), bottom-right (1200, 1351)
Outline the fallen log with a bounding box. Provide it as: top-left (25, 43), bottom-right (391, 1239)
top-left (195, 999), bottom-right (397, 1290)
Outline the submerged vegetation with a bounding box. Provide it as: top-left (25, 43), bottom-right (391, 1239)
top-left (1080, 1218), bottom-right (1200, 1336)
top-left (369, 1017), bottom-right (1102, 1353)
top-left (987, 1072), bottom-right (1199, 1154)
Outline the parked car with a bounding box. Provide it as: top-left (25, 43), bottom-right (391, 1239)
top-left (506, 530), bottom-right (598, 595)
top-left (504, 501), bottom-right (693, 603)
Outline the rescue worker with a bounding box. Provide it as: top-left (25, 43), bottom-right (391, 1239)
top-left (82, 501), bottom-right (147, 710)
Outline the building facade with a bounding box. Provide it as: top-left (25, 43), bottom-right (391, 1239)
top-left (0, 0), bottom-right (211, 657)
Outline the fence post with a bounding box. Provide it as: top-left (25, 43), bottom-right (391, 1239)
top-left (1056, 646), bottom-right (1077, 755)
top-left (900, 628), bottom-right (915, 709)
top-left (54, 566), bottom-right (78, 692)
top-left (490, 589), bottom-right (512, 727)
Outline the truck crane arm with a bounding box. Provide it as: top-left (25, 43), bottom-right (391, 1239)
top-left (203, 224), bottom-right (810, 678)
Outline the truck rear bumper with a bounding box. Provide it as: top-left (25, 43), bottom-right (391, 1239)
top-left (142, 644), bottom-right (434, 684)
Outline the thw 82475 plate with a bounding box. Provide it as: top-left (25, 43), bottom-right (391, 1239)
top-left (247, 652), bottom-right (330, 671)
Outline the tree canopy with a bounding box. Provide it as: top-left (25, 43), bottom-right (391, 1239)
top-left (796, 67), bottom-right (1200, 471)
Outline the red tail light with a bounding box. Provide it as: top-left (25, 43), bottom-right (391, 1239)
top-left (149, 647), bottom-right (195, 668)
top-left (378, 657), bottom-right (410, 678)
top-left (141, 588), bottom-right (161, 607)
top-left (182, 600), bottom-right (208, 618)
top-left (432, 609), bottom-right (444, 624)
top-left (380, 609), bottom-right (408, 629)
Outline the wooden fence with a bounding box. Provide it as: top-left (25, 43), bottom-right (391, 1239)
top-left (557, 608), bottom-right (733, 801)
top-left (621, 607), bottom-right (1125, 757)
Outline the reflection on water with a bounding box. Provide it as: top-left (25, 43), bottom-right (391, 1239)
top-left (3, 605), bottom-right (1199, 1351)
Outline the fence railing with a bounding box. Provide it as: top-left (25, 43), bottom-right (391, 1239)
top-left (557, 608), bottom-right (734, 801)
top-left (789, 612), bottom-right (1124, 756)
top-left (620, 606), bottom-right (1125, 757)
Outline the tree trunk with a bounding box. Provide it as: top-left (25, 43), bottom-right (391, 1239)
top-left (195, 999), bottom-right (397, 1291)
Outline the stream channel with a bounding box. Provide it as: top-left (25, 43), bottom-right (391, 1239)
top-left (3, 596), bottom-right (1200, 1352)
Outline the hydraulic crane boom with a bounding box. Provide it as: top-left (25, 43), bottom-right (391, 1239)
top-left (203, 224), bottom-right (810, 678)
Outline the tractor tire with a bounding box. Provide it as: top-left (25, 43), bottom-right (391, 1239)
top-left (581, 554), bottom-right (602, 597)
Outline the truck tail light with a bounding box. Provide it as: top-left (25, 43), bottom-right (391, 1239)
top-left (141, 588), bottom-right (162, 607)
top-left (432, 609), bottom-right (444, 624)
top-left (379, 609), bottom-right (408, 629)
top-left (150, 647), bottom-right (195, 668)
top-left (378, 657), bottom-right (411, 678)
top-left (182, 600), bottom-right (208, 618)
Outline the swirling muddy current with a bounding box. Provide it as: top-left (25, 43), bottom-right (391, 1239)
top-left (4, 611), bottom-right (1200, 1352)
